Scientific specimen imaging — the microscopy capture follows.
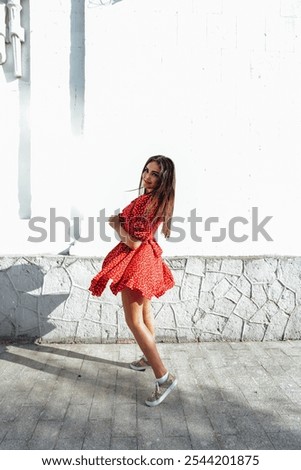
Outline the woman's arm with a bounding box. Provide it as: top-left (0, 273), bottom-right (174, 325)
top-left (108, 215), bottom-right (142, 250)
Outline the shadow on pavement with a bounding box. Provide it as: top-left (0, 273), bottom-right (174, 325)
top-left (0, 343), bottom-right (301, 450)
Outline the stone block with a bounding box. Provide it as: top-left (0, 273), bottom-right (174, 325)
top-left (267, 280), bottom-right (283, 303)
top-left (213, 278), bottom-right (232, 297)
top-left (19, 292), bottom-right (38, 311)
top-left (250, 300), bottom-right (279, 323)
top-left (85, 300), bottom-right (102, 322)
top-left (0, 258), bottom-right (17, 270)
top-left (244, 258), bottom-right (277, 284)
top-left (233, 295), bottom-right (258, 320)
top-left (34, 255), bottom-right (65, 271)
top-left (155, 304), bottom-right (176, 329)
top-left (76, 319), bottom-right (102, 342)
top-left (38, 293), bottom-right (69, 319)
top-left (278, 288), bottom-right (296, 314)
top-left (251, 284), bottom-right (267, 308)
top-left (89, 258), bottom-right (103, 273)
top-left (235, 275), bottom-right (252, 297)
top-left (192, 307), bottom-right (206, 324)
top-left (225, 286), bottom-right (242, 304)
top-left (172, 269), bottom-right (185, 286)
top-left (156, 329), bottom-right (178, 342)
top-left (221, 258), bottom-right (243, 276)
top-left (242, 322), bottom-right (266, 341)
top-left (206, 259), bottom-right (222, 272)
top-left (198, 291), bottom-right (215, 311)
top-left (66, 258), bottom-right (95, 288)
top-left (201, 272), bottom-right (224, 292)
top-left (195, 313), bottom-right (228, 336)
top-left (180, 273), bottom-right (201, 300)
top-left (0, 273), bottom-right (18, 314)
top-left (278, 258), bottom-right (301, 294)
top-left (102, 324), bottom-right (118, 343)
top-left (41, 319), bottom-right (78, 342)
top-left (165, 258), bottom-right (187, 270)
top-left (65, 286), bottom-right (88, 316)
top-left (185, 257), bottom-right (205, 276)
top-left (0, 314), bottom-right (14, 337)
top-left (43, 267), bottom-right (71, 294)
top-left (264, 311), bottom-right (289, 341)
top-left (7, 262), bottom-right (45, 294)
top-left (284, 306), bottom-right (301, 340)
top-left (213, 297), bottom-right (236, 317)
top-left (176, 328), bottom-right (197, 342)
top-left (100, 303), bottom-right (119, 325)
top-left (15, 307), bottom-right (39, 335)
top-left (172, 300), bottom-right (198, 327)
top-left (222, 314), bottom-right (244, 341)
top-left (159, 285), bottom-right (180, 302)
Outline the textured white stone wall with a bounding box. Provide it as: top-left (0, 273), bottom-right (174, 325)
top-left (0, 256), bottom-right (300, 343)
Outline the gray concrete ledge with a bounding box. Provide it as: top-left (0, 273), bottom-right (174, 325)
top-left (0, 255), bottom-right (300, 343)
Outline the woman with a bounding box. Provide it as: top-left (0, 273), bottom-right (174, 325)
top-left (89, 155), bottom-right (177, 407)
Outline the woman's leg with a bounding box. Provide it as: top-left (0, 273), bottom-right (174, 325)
top-left (121, 287), bottom-right (167, 379)
top-left (142, 297), bottom-right (155, 337)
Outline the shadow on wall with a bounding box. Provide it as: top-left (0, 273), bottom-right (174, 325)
top-left (70, 0), bottom-right (85, 135)
top-left (0, 263), bottom-right (68, 341)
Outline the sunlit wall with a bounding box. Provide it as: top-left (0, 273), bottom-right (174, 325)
top-left (1, 0), bottom-right (301, 256)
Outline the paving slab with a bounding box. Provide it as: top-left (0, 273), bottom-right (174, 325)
top-left (0, 341), bottom-right (301, 450)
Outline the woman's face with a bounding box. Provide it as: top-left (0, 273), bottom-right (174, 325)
top-left (142, 161), bottom-right (161, 193)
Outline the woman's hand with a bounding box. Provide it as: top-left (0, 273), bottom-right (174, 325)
top-left (108, 215), bottom-right (119, 227)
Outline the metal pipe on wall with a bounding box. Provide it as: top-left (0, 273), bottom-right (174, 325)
top-left (7, 0), bottom-right (24, 77)
top-left (0, 2), bottom-right (6, 64)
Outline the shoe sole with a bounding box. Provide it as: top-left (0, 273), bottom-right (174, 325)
top-left (145, 379), bottom-right (178, 407)
top-left (129, 364), bottom-right (146, 371)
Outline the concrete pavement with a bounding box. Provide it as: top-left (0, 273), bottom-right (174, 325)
top-left (0, 340), bottom-right (301, 450)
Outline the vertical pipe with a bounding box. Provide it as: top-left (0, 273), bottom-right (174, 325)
top-left (12, 34), bottom-right (22, 76)
top-left (7, 0), bottom-right (25, 78)
top-left (0, 2), bottom-right (6, 64)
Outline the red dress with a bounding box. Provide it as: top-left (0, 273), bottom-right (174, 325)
top-left (89, 193), bottom-right (174, 300)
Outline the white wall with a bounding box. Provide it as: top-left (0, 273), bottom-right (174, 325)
top-left (1, 0), bottom-right (301, 256)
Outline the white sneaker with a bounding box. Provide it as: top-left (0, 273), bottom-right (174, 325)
top-left (145, 373), bottom-right (177, 407)
top-left (129, 356), bottom-right (150, 371)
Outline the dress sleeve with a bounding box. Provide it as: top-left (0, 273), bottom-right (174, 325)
top-left (118, 195), bottom-right (156, 242)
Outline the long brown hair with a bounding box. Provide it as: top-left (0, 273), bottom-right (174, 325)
top-left (138, 155), bottom-right (176, 238)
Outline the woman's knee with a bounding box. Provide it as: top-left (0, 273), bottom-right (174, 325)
top-left (122, 287), bottom-right (148, 332)
top-left (125, 314), bottom-right (144, 333)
